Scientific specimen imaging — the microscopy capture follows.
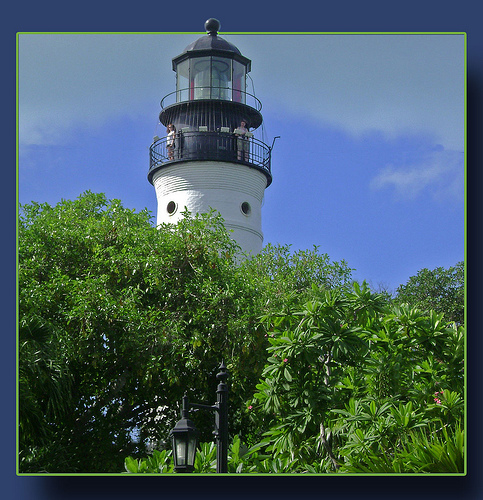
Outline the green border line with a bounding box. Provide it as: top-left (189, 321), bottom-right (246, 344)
top-left (16, 31), bottom-right (467, 477)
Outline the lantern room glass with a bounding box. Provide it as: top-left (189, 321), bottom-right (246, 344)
top-left (175, 56), bottom-right (247, 103)
top-left (176, 59), bottom-right (189, 102)
top-left (192, 57), bottom-right (211, 100)
top-left (233, 60), bottom-right (246, 103)
top-left (211, 57), bottom-right (231, 100)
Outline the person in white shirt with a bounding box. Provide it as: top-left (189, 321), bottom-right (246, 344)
top-left (167, 124), bottom-right (176, 160)
top-left (235, 120), bottom-right (250, 161)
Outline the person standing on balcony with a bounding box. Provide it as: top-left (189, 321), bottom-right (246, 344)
top-left (167, 124), bottom-right (176, 160)
top-left (235, 120), bottom-right (250, 161)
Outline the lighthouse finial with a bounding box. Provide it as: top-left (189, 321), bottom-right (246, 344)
top-left (205, 18), bottom-right (220, 35)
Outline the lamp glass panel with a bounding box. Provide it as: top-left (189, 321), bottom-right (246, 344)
top-left (211, 57), bottom-right (231, 100)
top-left (233, 60), bottom-right (246, 103)
top-left (192, 57), bottom-right (211, 100)
top-left (187, 435), bottom-right (198, 466)
top-left (175, 437), bottom-right (187, 466)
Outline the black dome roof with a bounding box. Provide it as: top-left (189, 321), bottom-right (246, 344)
top-left (183, 18), bottom-right (241, 55)
top-left (172, 18), bottom-right (250, 70)
top-left (183, 34), bottom-right (242, 55)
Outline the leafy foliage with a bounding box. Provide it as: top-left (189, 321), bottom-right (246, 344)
top-left (125, 435), bottom-right (301, 474)
top-left (394, 262), bottom-right (464, 324)
top-left (239, 243), bottom-right (353, 313)
top-left (18, 192), bottom-right (266, 472)
top-left (18, 316), bottom-right (74, 467)
top-left (129, 280), bottom-right (464, 475)
top-left (248, 283), bottom-right (465, 473)
top-left (18, 191), bottom-right (464, 474)
top-left (124, 449), bottom-right (174, 473)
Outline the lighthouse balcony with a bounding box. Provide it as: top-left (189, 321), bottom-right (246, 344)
top-left (158, 87), bottom-right (264, 130)
top-left (160, 87), bottom-right (262, 111)
top-left (148, 129), bottom-right (272, 186)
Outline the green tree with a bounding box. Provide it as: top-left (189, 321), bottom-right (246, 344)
top-left (394, 262), bottom-right (464, 324)
top-left (249, 283), bottom-right (465, 473)
top-left (18, 316), bottom-right (74, 470)
top-left (240, 243), bottom-right (353, 314)
top-left (18, 192), bottom-right (357, 473)
top-left (21, 191), bottom-right (463, 474)
top-left (18, 192), bottom-right (266, 472)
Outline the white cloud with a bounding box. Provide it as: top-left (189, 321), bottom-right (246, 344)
top-left (370, 148), bottom-right (464, 201)
top-left (18, 34), bottom-right (194, 146)
top-left (18, 33), bottom-right (465, 152)
top-left (231, 33), bottom-right (465, 151)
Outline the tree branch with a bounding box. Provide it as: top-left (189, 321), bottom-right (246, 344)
top-left (319, 421), bottom-right (340, 471)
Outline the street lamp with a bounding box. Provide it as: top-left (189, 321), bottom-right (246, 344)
top-left (170, 361), bottom-right (229, 473)
top-left (169, 395), bottom-right (199, 472)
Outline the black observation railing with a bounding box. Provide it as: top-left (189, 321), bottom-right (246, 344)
top-left (160, 87), bottom-right (262, 112)
top-left (148, 130), bottom-right (272, 185)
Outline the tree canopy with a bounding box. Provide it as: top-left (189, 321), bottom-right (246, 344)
top-left (18, 191), bottom-right (355, 473)
top-left (18, 192), bottom-right (464, 474)
top-left (394, 262), bottom-right (464, 325)
top-left (247, 283), bottom-right (464, 473)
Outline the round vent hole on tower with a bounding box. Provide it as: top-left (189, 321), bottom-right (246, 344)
top-left (167, 201), bottom-right (178, 215)
top-left (241, 202), bottom-right (252, 216)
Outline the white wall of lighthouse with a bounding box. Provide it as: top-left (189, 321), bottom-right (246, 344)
top-left (152, 160), bottom-right (267, 255)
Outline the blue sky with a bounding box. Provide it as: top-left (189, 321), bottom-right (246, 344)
top-left (17, 31), bottom-right (465, 293)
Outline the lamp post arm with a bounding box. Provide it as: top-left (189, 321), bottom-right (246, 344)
top-left (189, 402), bottom-right (218, 412)
top-left (186, 400), bottom-right (226, 472)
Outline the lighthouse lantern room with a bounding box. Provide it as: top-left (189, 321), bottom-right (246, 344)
top-left (148, 19), bottom-right (273, 255)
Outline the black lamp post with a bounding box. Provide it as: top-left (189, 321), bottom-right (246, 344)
top-left (170, 362), bottom-right (229, 473)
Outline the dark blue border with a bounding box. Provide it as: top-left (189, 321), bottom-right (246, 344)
top-left (6, 2), bottom-right (482, 499)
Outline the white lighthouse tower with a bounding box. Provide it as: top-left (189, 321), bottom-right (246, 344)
top-left (148, 19), bottom-right (273, 255)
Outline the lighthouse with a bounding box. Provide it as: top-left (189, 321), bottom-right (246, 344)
top-left (148, 19), bottom-right (273, 255)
